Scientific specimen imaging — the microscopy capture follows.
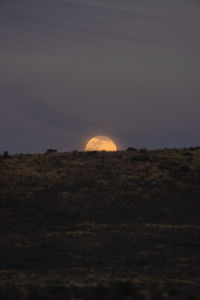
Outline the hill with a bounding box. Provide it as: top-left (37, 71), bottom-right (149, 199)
top-left (0, 148), bottom-right (200, 299)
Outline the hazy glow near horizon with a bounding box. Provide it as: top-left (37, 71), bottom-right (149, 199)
top-left (86, 136), bottom-right (117, 151)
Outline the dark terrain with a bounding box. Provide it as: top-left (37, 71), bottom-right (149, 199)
top-left (0, 148), bottom-right (200, 299)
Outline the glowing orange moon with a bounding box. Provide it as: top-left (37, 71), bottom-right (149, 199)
top-left (85, 136), bottom-right (117, 151)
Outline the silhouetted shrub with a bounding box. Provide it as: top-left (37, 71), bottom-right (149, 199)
top-left (87, 151), bottom-right (98, 156)
top-left (189, 146), bottom-right (200, 151)
top-left (3, 151), bottom-right (9, 158)
top-left (46, 149), bottom-right (57, 154)
top-left (72, 150), bottom-right (78, 156)
top-left (126, 147), bottom-right (138, 152)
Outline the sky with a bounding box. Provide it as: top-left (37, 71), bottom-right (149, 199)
top-left (0, 0), bottom-right (200, 153)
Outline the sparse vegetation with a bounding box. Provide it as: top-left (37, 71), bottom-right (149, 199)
top-left (46, 149), bottom-right (57, 154)
top-left (0, 148), bottom-right (200, 298)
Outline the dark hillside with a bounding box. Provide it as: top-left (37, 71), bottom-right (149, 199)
top-left (0, 148), bottom-right (200, 299)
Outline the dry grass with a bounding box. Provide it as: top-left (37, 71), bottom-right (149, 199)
top-left (0, 148), bottom-right (200, 298)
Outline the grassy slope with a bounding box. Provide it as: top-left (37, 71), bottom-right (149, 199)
top-left (0, 148), bottom-right (200, 298)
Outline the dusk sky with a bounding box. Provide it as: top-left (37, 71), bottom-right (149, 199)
top-left (1, 0), bottom-right (200, 153)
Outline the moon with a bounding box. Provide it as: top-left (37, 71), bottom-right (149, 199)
top-left (85, 136), bottom-right (117, 151)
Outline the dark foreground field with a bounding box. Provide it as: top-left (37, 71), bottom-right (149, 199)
top-left (0, 148), bottom-right (200, 299)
